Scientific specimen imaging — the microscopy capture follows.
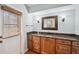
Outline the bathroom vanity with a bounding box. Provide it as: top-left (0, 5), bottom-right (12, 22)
top-left (27, 32), bottom-right (79, 54)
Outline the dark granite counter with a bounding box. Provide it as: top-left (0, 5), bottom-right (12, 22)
top-left (32, 33), bottom-right (79, 41)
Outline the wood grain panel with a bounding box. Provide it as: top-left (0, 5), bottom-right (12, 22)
top-left (28, 33), bottom-right (33, 51)
top-left (72, 41), bottom-right (79, 47)
top-left (33, 36), bottom-right (41, 53)
top-left (41, 37), bottom-right (55, 54)
top-left (72, 46), bottom-right (79, 54)
top-left (56, 44), bottom-right (71, 54)
top-left (56, 39), bottom-right (71, 45)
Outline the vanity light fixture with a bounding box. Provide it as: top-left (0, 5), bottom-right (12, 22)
top-left (37, 20), bottom-right (39, 23)
top-left (36, 17), bottom-right (40, 23)
top-left (61, 15), bottom-right (66, 22)
top-left (36, 17), bottom-right (40, 35)
top-left (62, 18), bottom-right (65, 22)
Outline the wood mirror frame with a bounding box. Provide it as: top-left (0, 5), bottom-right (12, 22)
top-left (42, 16), bottom-right (58, 30)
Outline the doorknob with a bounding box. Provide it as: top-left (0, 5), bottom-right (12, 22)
top-left (0, 41), bottom-right (2, 43)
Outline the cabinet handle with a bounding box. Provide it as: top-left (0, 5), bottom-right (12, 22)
top-left (0, 41), bottom-right (3, 43)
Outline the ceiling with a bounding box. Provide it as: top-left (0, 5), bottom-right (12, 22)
top-left (25, 4), bottom-right (71, 13)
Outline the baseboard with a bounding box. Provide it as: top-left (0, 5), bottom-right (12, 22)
top-left (24, 49), bottom-right (28, 54)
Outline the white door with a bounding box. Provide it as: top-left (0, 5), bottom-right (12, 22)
top-left (3, 35), bottom-right (21, 54)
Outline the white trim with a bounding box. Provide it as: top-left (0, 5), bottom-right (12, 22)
top-left (23, 48), bottom-right (28, 54)
top-left (3, 4), bottom-right (23, 13)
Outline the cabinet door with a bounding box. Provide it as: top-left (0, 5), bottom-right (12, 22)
top-left (33, 36), bottom-right (41, 53)
top-left (28, 33), bottom-right (33, 51)
top-left (41, 37), bottom-right (55, 54)
top-left (56, 44), bottom-right (71, 54)
top-left (41, 37), bottom-right (48, 54)
top-left (72, 46), bottom-right (79, 54)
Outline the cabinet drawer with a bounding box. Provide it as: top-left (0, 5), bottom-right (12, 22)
top-left (72, 46), bottom-right (79, 54)
top-left (72, 41), bottom-right (79, 47)
top-left (56, 44), bottom-right (71, 54)
top-left (56, 39), bottom-right (71, 45)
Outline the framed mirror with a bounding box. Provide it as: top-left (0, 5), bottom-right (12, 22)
top-left (42, 16), bottom-right (58, 30)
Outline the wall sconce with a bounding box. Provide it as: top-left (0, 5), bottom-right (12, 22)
top-left (37, 20), bottom-right (40, 23)
top-left (62, 18), bottom-right (65, 22)
top-left (61, 16), bottom-right (66, 22)
top-left (36, 17), bottom-right (40, 23)
top-left (36, 17), bottom-right (40, 35)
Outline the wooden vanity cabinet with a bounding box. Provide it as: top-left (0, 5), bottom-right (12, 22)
top-left (41, 37), bottom-right (55, 54)
top-left (32, 36), bottom-right (41, 53)
top-left (27, 33), bottom-right (33, 51)
top-left (56, 39), bottom-right (71, 54)
top-left (72, 41), bottom-right (79, 54)
top-left (27, 33), bottom-right (79, 54)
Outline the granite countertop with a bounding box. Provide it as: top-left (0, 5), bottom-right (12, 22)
top-left (32, 33), bottom-right (79, 41)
